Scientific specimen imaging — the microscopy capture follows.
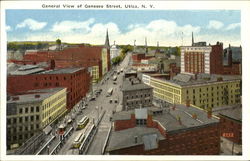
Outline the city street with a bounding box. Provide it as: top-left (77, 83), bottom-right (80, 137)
top-left (36, 52), bottom-right (131, 155)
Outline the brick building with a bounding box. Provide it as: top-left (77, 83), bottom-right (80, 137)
top-left (219, 105), bottom-right (242, 144)
top-left (180, 42), bottom-right (224, 74)
top-left (7, 66), bottom-right (91, 109)
top-left (107, 104), bottom-right (220, 155)
top-left (181, 33), bottom-right (241, 75)
top-left (21, 45), bottom-right (110, 83)
top-left (223, 45), bottom-right (242, 75)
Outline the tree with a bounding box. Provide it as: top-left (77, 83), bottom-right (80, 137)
top-left (56, 39), bottom-right (61, 45)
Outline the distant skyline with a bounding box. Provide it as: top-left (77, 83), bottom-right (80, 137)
top-left (6, 10), bottom-right (241, 47)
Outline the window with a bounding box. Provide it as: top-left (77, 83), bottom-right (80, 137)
top-left (19, 108), bottom-right (23, 114)
top-left (36, 106), bottom-right (39, 112)
top-left (19, 126), bottom-right (22, 131)
top-left (7, 119), bottom-right (11, 124)
top-left (19, 117), bottom-right (22, 123)
top-left (13, 118), bottom-right (16, 124)
top-left (136, 119), bottom-right (147, 125)
top-left (31, 107), bottom-right (34, 113)
top-left (36, 115), bottom-right (39, 120)
top-left (31, 116), bottom-right (34, 121)
top-left (25, 107), bottom-right (28, 113)
top-left (25, 116), bottom-right (28, 122)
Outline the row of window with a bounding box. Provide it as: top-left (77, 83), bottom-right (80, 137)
top-left (19, 106), bottom-right (39, 114)
top-left (126, 99), bottom-right (151, 106)
top-left (126, 93), bottom-right (151, 99)
top-left (7, 132), bottom-right (35, 142)
top-left (7, 115), bottom-right (40, 124)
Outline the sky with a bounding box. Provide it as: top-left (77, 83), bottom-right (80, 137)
top-left (5, 10), bottom-right (241, 47)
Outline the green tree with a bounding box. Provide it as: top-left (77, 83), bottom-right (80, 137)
top-left (56, 39), bottom-right (61, 46)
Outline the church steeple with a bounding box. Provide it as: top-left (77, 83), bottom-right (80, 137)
top-left (192, 32), bottom-right (194, 46)
top-left (105, 29), bottom-right (110, 49)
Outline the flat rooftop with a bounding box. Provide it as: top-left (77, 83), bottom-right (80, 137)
top-left (151, 73), bottom-right (241, 87)
top-left (107, 127), bottom-right (165, 152)
top-left (7, 87), bottom-right (65, 104)
top-left (112, 104), bottom-right (219, 134)
top-left (40, 67), bottom-right (84, 74)
top-left (122, 77), bottom-right (153, 91)
top-left (219, 105), bottom-right (242, 122)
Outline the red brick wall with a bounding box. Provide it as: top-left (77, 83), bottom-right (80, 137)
top-left (132, 53), bottom-right (145, 63)
top-left (184, 52), bottom-right (204, 74)
top-left (7, 68), bottom-right (91, 109)
top-left (210, 43), bottom-right (224, 74)
top-left (23, 46), bottom-right (110, 78)
top-left (223, 63), bottom-right (241, 75)
top-left (114, 114), bottom-right (136, 131)
top-left (110, 123), bottom-right (220, 155)
top-left (220, 115), bottom-right (242, 144)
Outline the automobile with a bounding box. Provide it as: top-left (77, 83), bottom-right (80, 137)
top-left (106, 94), bottom-right (111, 97)
top-left (67, 119), bottom-right (73, 124)
top-left (113, 82), bottom-right (117, 85)
top-left (89, 97), bottom-right (96, 101)
top-left (109, 99), bottom-right (113, 103)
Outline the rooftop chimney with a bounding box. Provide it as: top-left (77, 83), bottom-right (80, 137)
top-left (12, 96), bottom-right (19, 101)
top-left (134, 136), bottom-right (138, 143)
top-left (177, 116), bottom-right (182, 125)
top-left (172, 104), bottom-right (176, 110)
top-left (186, 99), bottom-right (190, 107)
top-left (192, 113), bottom-right (197, 119)
top-left (207, 107), bottom-right (212, 119)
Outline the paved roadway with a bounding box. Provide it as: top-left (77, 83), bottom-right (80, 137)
top-left (53, 52), bottom-right (131, 155)
top-left (86, 52), bottom-right (131, 154)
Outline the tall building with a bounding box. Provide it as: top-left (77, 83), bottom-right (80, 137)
top-left (142, 73), bottom-right (241, 109)
top-left (7, 88), bottom-right (67, 150)
top-left (181, 42), bottom-right (223, 74)
top-left (107, 105), bottom-right (220, 155)
top-left (7, 67), bottom-right (91, 109)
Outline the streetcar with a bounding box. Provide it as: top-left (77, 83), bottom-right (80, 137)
top-left (72, 132), bottom-right (85, 148)
top-left (58, 123), bottom-right (67, 135)
top-left (77, 116), bottom-right (89, 130)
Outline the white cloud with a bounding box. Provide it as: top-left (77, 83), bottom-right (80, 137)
top-left (6, 25), bottom-right (12, 32)
top-left (226, 23), bottom-right (240, 30)
top-left (51, 18), bottom-right (95, 33)
top-left (16, 18), bottom-right (47, 30)
top-left (9, 19), bottom-right (240, 47)
top-left (207, 20), bottom-right (224, 30)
